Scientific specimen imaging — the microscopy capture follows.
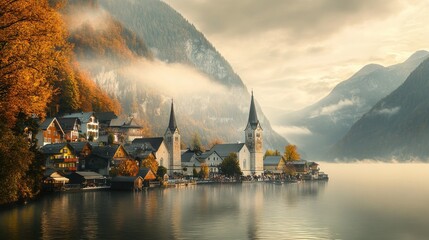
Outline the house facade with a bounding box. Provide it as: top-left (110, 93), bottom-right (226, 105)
top-left (263, 155), bottom-right (285, 174)
top-left (209, 143), bottom-right (251, 175)
top-left (58, 117), bottom-right (81, 142)
top-left (40, 143), bottom-right (78, 173)
top-left (62, 112), bottom-right (99, 141)
top-left (88, 145), bottom-right (129, 176)
top-left (36, 118), bottom-right (64, 146)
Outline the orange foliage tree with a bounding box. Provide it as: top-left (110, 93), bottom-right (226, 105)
top-left (0, 0), bottom-right (70, 126)
top-left (115, 159), bottom-right (139, 177)
top-left (141, 154), bottom-right (158, 175)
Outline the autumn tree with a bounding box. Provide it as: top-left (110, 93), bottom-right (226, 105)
top-left (264, 149), bottom-right (280, 158)
top-left (283, 144), bottom-right (301, 161)
top-left (141, 154), bottom-right (159, 175)
top-left (0, 0), bottom-right (71, 126)
top-left (199, 163), bottom-right (209, 179)
top-left (219, 153), bottom-right (242, 178)
top-left (114, 159), bottom-right (139, 176)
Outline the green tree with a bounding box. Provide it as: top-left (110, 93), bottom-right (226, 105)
top-left (107, 133), bottom-right (115, 145)
top-left (283, 144), bottom-right (301, 161)
top-left (191, 132), bottom-right (204, 153)
top-left (219, 153), bottom-right (242, 178)
top-left (0, 124), bottom-right (35, 204)
top-left (156, 166), bottom-right (167, 179)
top-left (192, 164), bottom-right (198, 178)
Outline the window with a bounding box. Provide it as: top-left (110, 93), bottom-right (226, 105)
top-left (256, 133), bottom-right (260, 138)
top-left (248, 133), bottom-right (252, 138)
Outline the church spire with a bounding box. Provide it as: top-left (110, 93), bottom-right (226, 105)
top-left (248, 91), bottom-right (259, 129)
top-left (168, 99), bottom-right (177, 132)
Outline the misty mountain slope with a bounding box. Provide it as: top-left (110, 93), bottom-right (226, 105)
top-left (65, 0), bottom-right (287, 150)
top-left (279, 50), bottom-right (429, 160)
top-left (331, 57), bottom-right (429, 160)
top-left (99, 0), bottom-right (244, 88)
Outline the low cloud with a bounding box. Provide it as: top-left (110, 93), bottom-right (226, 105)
top-left (373, 106), bottom-right (400, 116)
top-left (311, 97), bottom-right (358, 117)
top-left (273, 125), bottom-right (312, 136)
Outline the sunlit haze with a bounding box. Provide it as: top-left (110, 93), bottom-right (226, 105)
top-left (164, 0), bottom-right (429, 121)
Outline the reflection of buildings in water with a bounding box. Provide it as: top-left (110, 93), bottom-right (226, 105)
top-left (242, 184), bottom-right (264, 239)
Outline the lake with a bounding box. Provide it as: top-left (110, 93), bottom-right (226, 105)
top-left (1, 163), bottom-right (429, 240)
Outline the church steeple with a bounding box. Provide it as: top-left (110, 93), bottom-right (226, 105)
top-left (247, 91), bottom-right (260, 129)
top-left (168, 100), bottom-right (177, 132)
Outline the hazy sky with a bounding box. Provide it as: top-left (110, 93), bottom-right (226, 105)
top-left (163, 0), bottom-right (429, 121)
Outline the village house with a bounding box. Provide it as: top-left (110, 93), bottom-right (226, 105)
top-left (68, 171), bottom-right (106, 187)
top-left (132, 137), bottom-right (169, 169)
top-left (181, 149), bottom-right (201, 176)
top-left (208, 143), bottom-right (251, 175)
top-left (69, 142), bottom-right (92, 170)
top-left (94, 111), bottom-right (118, 134)
top-left (57, 117), bottom-right (81, 142)
top-left (62, 112), bottom-right (99, 141)
top-left (196, 151), bottom-right (223, 176)
top-left (109, 116), bottom-right (144, 143)
top-left (263, 155), bottom-right (285, 174)
top-left (36, 117), bottom-right (64, 146)
top-left (39, 143), bottom-right (78, 173)
top-left (87, 144), bottom-right (129, 176)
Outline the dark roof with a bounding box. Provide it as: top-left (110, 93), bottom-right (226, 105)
top-left (196, 151), bottom-right (221, 161)
top-left (39, 117), bottom-right (57, 130)
top-left (69, 142), bottom-right (91, 154)
top-left (40, 143), bottom-right (72, 154)
top-left (247, 91), bottom-right (260, 129)
top-left (264, 156), bottom-right (283, 166)
top-left (57, 118), bottom-right (80, 131)
top-left (121, 118), bottom-right (142, 128)
top-left (138, 168), bottom-right (154, 178)
top-left (94, 112), bottom-right (117, 122)
top-left (123, 144), bottom-right (153, 159)
top-left (132, 137), bottom-right (164, 152)
top-left (72, 171), bottom-right (104, 179)
top-left (62, 112), bottom-right (95, 123)
top-left (181, 149), bottom-right (196, 163)
top-left (209, 143), bottom-right (246, 158)
top-left (167, 101), bottom-right (178, 132)
top-left (91, 145), bottom-right (122, 159)
top-left (111, 176), bottom-right (142, 183)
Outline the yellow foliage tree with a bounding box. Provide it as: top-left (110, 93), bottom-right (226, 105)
top-left (283, 144), bottom-right (301, 161)
top-left (199, 163), bottom-right (209, 179)
top-left (141, 154), bottom-right (158, 175)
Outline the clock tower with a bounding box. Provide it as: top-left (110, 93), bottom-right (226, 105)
top-left (245, 91), bottom-right (264, 176)
top-left (164, 100), bottom-right (181, 175)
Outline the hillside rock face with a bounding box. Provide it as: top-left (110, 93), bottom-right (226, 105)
top-left (331, 57), bottom-right (429, 161)
top-left (279, 51), bottom-right (429, 160)
top-left (66, 0), bottom-right (287, 149)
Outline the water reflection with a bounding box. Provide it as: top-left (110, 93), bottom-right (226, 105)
top-left (3, 165), bottom-right (429, 240)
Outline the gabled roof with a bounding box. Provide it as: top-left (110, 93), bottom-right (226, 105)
top-left (209, 143), bottom-right (247, 158)
top-left (197, 151), bottom-right (221, 161)
top-left (57, 117), bottom-right (81, 131)
top-left (39, 117), bottom-right (64, 134)
top-left (264, 156), bottom-right (284, 166)
top-left (69, 142), bottom-right (91, 154)
top-left (123, 144), bottom-right (154, 159)
top-left (246, 91), bottom-right (260, 130)
top-left (181, 149), bottom-right (196, 163)
top-left (111, 176), bottom-right (142, 183)
top-left (167, 101), bottom-right (178, 132)
top-left (62, 112), bottom-right (96, 123)
top-left (132, 137), bottom-right (164, 152)
top-left (94, 112), bottom-right (117, 122)
top-left (138, 168), bottom-right (156, 180)
top-left (91, 145), bottom-right (126, 159)
top-left (40, 143), bottom-right (73, 154)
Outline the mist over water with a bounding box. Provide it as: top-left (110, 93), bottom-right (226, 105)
top-left (1, 163), bottom-right (429, 239)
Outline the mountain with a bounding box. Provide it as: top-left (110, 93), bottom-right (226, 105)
top-left (64, 0), bottom-right (287, 149)
top-left (331, 57), bottom-right (429, 160)
top-left (278, 50), bottom-right (429, 160)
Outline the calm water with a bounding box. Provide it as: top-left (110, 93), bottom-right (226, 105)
top-left (1, 163), bottom-right (429, 240)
